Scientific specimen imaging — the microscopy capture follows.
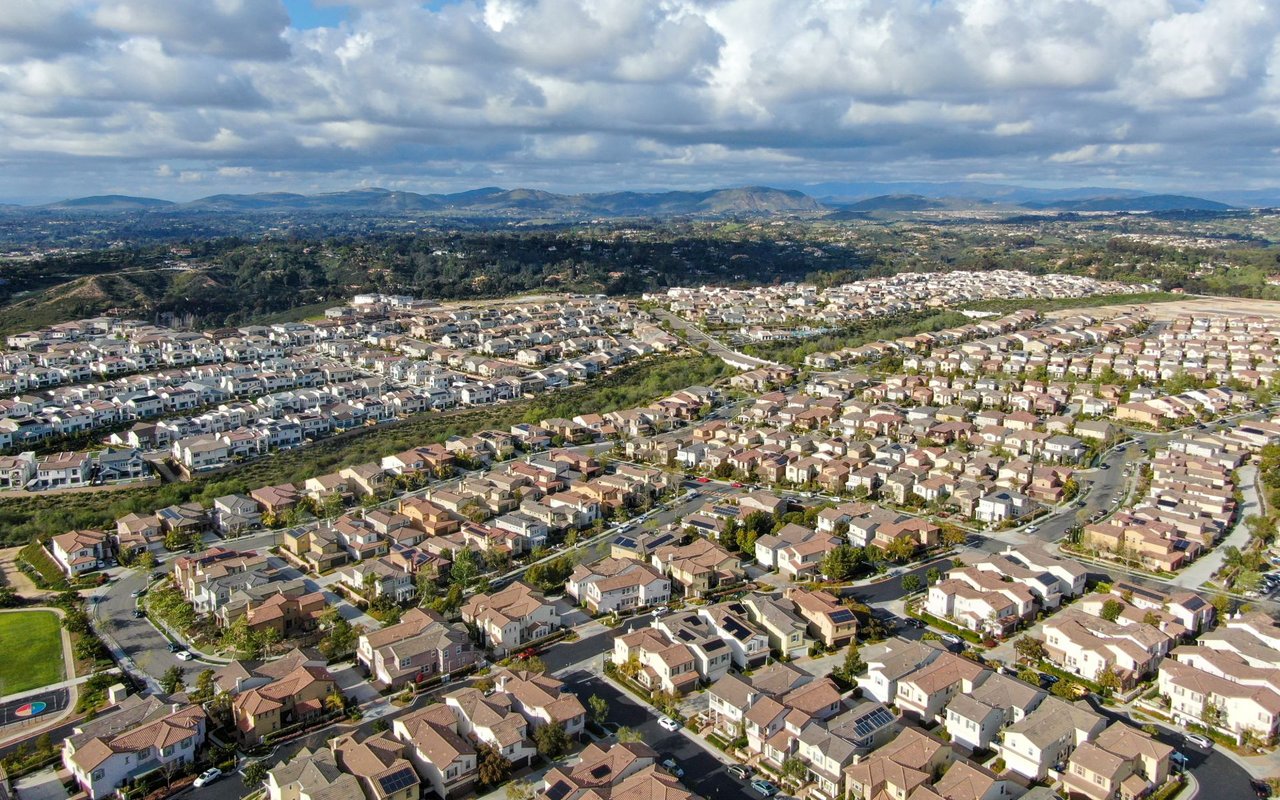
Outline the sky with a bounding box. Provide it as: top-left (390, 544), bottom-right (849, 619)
top-left (1, 0), bottom-right (1279, 203)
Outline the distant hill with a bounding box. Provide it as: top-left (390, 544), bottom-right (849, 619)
top-left (37, 186), bottom-right (822, 219)
top-left (841, 194), bottom-right (947, 212)
top-left (1023, 194), bottom-right (1233, 212)
top-left (43, 195), bottom-right (176, 211)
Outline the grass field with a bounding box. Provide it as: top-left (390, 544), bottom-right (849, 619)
top-left (0, 610), bottom-right (66, 695)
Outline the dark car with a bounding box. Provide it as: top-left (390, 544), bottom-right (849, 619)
top-left (909, 618), bottom-right (927, 629)
top-left (132, 609), bottom-right (145, 619)
top-left (1252, 780), bottom-right (1272, 799)
top-left (167, 641), bottom-right (182, 653)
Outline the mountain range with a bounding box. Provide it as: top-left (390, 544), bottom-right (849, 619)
top-left (17, 183), bottom-right (1271, 218)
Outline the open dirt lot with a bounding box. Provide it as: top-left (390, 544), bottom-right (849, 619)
top-left (1047, 294), bottom-right (1280, 321)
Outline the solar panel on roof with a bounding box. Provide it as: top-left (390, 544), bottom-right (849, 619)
top-left (545, 782), bottom-right (571, 800)
top-left (378, 768), bottom-right (417, 794)
top-left (853, 707), bottom-right (895, 738)
top-left (829, 610), bottom-right (856, 623)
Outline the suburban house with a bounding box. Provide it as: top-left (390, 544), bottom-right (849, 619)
top-left (63, 696), bottom-right (207, 800)
top-left (232, 663), bottom-right (339, 745)
top-left (49, 528), bottom-right (112, 576)
top-left (460, 581), bottom-right (558, 656)
top-left (357, 608), bottom-right (478, 690)
top-left (566, 557), bottom-right (670, 615)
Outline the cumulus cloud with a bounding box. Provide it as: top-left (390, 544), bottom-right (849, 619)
top-left (0, 0), bottom-right (1278, 201)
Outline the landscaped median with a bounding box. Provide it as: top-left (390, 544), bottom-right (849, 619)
top-left (904, 599), bottom-right (984, 645)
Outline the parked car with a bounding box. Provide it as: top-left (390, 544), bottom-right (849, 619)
top-left (1251, 779), bottom-right (1273, 798)
top-left (731, 482), bottom-right (744, 488)
top-left (132, 609), bottom-right (145, 619)
top-left (908, 618), bottom-right (927, 629)
top-left (1170, 751), bottom-right (1189, 769)
top-left (728, 765), bottom-right (753, 780)
top-left (750, 779), bottom-right (780, 797)
top-left (1184, 733), bottom-right (1213, 750)
top-left (696, 477), bottom-right (711, 484)
top-left (660, 758), bottom-right (684, 778)
top-left (175, 650), bottom-right (194, 661)
top-left (130, 588), bottom-right (146, 598)
top-left (652, 606), bottom-right (670, 616)
top-left (657, 716), bottom-right (680, 732)
top-left (167, 641), bottom-right (182, 653)
top-left (939, 633), bottom-right (962, 645)
top-left (193, 768), bottom-right (222, 788)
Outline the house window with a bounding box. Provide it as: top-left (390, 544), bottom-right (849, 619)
top-left (92, 769), bottom-right (105, 780)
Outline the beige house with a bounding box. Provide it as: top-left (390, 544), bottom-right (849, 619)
top-left (331, 731), bottom-right (421, 800)
top-left (460, 581), bottom-right (558, 656)
top-left (392, 704), bottom-right (477, 799)
top-left (997, 697), bottom-right (1105, 781)
top-left (1063, 723), bottom-right (1172, 800)
top-left (1043, 611), bottom-right (1171, 689)
top-left (786, 588), bottom-right (858, 649)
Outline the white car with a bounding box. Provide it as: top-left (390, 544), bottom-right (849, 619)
top-left (657, 716), bottom-right (680, 732)
top-left (1184, 733), bottom-right (1213, 750)
top-left (175, 650), bottom-right (194, 661)
top-left (193, 768), bottom-right (222, 788)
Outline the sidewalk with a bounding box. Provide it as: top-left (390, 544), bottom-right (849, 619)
top-left (1173, 464), bottom-right (1259, 590)
top-left (0, 668), bottom-right (120, 706)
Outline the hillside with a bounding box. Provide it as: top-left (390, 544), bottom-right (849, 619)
top-left (43, 195), bottom-right (176, 211)
top-left (37, 185), bottom-right (825, 219)
top-left (1022, 194), bottom-right (1233, 212)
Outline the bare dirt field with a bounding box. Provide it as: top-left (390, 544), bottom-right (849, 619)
top-left (1047, 294), bottom-right (1280, 321)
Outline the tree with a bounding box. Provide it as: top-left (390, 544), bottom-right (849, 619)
top-left (74, 634), bottom-right (104, 662)
top-left (164, 529), bottom-right (197, 552)
top-left (160, 665), bottom-right (185, 695)
top-left (324, 688), bottom-right (347, 713)
top-left (885, 536), bottom-right (916, 563)
top-left (191, 669), bottom-right (216, 703)
top-left (1013, 635), bottom-right (1045, 663)
top-left (781, 756), bottom-right (808, 784)
top-left (0, 586), bottom-right (18, 608)
top-left (839, 641), bottom-right (865, 682)
top-left (241, 761), bottom-right (269, 789)
top-left (477, 743), bottom-right (513, 787)
top-left (450, 548), bottom-right (479, 588)
top-left (821, 544), bottom-right (864, 582)
top-left (521, 655), bottom-right (548, 675)
top-left (1097, 666), bottom-right (1122, 695)
top-left (1246, 514), bottom-right (1278, 545)
top-left (136, 550), bottom-right (158, 571)
top-left (1100, 598), bottom-right (1125, 622)
top-left (941, 526), bottom-right (968, 547)
top-left (534, 722), bottom-right (570, 759)
top-left (588, 694), bottom-right (609, 726)
top-left (319, 616), bottom-right (361, 660)
top-left (925, 566), bottom-right (942, 585)
top-left (1017, 667), bottom-right (1041, 685)
top-left (617, 727), bottom-right (644, 743)
top-left (1142, 610), bottom-right (1162, 627)
top-left (1203, 700), bottom-right (1225, 727)
top-left (506, 779), bottom-right (536, 800)
top-left (901, 574), bottom-right (922, 593)
top-left (1211, 593), bottom-right (1233, 620)
top-left (1050, 679), bottom-right (1081, 700)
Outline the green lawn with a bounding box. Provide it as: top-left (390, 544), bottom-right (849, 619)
top-left (0, 610), bottom-right (66, 695)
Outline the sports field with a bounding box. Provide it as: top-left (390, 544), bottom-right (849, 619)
top-left (0, 610), bottom-right (65, 696)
